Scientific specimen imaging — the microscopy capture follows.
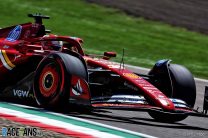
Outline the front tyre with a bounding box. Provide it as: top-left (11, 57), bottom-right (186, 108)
top-left (148, 111), bottom-right (188, 123)
top-left (148, 63), bottom-right (196, 122)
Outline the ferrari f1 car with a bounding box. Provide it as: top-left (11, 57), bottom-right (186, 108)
top-left (0, 14), bottom-right (207, 122)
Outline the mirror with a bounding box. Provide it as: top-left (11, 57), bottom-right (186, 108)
top-left (104, 51), bottom-right (117, 57)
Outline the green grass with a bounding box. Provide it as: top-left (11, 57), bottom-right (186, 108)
top-left (1, 0), bottom-right (208, 78)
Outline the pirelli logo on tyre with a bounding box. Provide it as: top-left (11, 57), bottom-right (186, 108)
top-left (123, 73), bottom-right (139, 79)
top-left (0, 50), bottom-right (15, 70)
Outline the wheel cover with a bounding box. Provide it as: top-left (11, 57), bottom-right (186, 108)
top-left (39, 63), bottom-right (59, 97)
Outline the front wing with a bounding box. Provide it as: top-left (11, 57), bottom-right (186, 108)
top-left (90, 94), bottom-right (208, 118)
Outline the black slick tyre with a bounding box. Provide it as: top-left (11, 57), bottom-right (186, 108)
top-left (148, 64), bottom-right (196, 122)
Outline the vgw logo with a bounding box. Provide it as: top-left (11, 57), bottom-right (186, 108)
top-left (1, 127), bottom-right (43, 137)
top-left (13, 89), bottom-right (29, 97)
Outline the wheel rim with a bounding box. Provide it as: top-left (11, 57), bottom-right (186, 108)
top-left (39, 62), bottom-right (59, 97)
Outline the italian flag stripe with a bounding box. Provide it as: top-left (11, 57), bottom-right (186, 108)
top-left (0, 113), bottom-right (95, 138)
top-left (0, 102), bottom-right (156, 138)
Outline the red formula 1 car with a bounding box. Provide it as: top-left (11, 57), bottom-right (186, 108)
top-left (0, 14), bottom-right (207, 122)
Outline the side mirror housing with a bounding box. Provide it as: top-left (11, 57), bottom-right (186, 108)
top-left (104, 51), bottom-right (117, 58)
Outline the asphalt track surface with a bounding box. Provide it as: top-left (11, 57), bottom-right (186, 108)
top-left (63, 66), bottom-right (207, 138)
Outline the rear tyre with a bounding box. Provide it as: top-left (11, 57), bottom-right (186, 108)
top-left (148, 64), bottom-right (196, 122)
top-left (33, 52), bottom-right (88, 108)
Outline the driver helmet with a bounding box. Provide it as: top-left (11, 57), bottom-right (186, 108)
top-left (42, 34), bottom-right (63, 51)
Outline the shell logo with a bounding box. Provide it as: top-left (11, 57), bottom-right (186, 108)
top-left (123, 73), bottom-right (139, 79)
